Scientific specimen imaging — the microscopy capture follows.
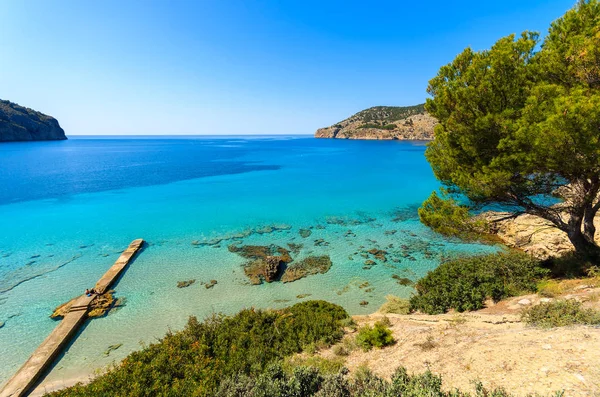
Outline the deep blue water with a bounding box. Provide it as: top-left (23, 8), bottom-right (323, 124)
top-left (0, 136), bottom-right (497, 389)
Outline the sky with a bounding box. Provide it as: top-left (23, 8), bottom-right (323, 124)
top-left (0, 0), bottom-right (576, 135)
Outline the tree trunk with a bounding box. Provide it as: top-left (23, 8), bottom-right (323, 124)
top-left (583, 207), bottom-right (597, 242)
top-left (566, 227), bottom-right (600, 260)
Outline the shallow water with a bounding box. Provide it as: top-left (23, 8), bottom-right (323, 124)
top-left (0, 136), bottom-right (497, 388)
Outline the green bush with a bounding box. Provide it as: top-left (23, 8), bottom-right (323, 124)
top-left (355, 321), bottom-right (395, 351)
top-left (410, 252), bottom-right (548, 314)
top-left (522, 300), bottom-right (600, 328)
top-left (49, 301), bottom-right (348, 397)
top-left (216, 364), bottom-right (543, 396)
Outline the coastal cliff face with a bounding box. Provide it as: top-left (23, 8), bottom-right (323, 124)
top-left (0, 99), bottom-right (66, 142)
top-left (315, 104), bottom-right (437, 140)
top-left (479, 210), bottom-right (600, 260)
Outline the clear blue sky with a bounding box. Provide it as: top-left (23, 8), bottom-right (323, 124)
top-left (0, 0), bottom-right (575, 135)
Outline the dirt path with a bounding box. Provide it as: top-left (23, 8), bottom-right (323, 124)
top-left (320, 285), bottom-right (600, 397)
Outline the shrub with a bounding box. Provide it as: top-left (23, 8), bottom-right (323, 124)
top-left (410, 251), bottom-right (548, 314)
top-left (537, 279), bottom-right (564, 297)
top-left (378, 295), bottom-right (410, 315)
top-left (522, 300), bottom-right (600, 328)
top-left (217, 365), bottom-right (531, 397)
top-left (355, 322), bottom-right (395, 351)
top-left (332, 344), bottom-right (350, 357)
top-left (283, 356), bottom-right (346, 375)
top-left (49, 301), bottom-right (348, 396)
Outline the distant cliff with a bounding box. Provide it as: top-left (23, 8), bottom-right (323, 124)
top-left (0, 99), bottom-right (66, 142)
top-left (315, 104), bottom-right (436, 140)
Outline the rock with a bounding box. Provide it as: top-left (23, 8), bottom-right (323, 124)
top-left (315, 105), bottom-right (436, 141)
top-left (177, 279), bottom-right (196, 288)
top-left (296, 294), bottom-right (311, 299)
top-left (518, 299), bottom-right (532, 306)
top-left (574, 285), bottom-right (591, 290)
top-left (314, 238), bottom-right (329, 247)
top-left (281, 255), bottom-right (332, 283)
top-left (477, 209), bottom-right (600, 260)
top-left (287, 242), bottom-right (303, 254)
top-left (368, 248), bottom-right (388, 262)
top-left (104, 343), bottom-right (123, 356)
top-left (299, 228), bottom-right (312, 238)
top-left (0, 99), bottom-right (67, 142)
top-left (263, 256), bottom-right (282, 282)
top-left (359, 300), bottom-right (369, 306)
top-left (205, 280), bottom-right (218, 289)
top-left (232, 244), bottom-right (292, 284)
top-left (392, 274), bottom-right (413, 286)
top-left (88, 292), bottom-right (116, 317)
top-left (540, 298), bottom-right (553, 303)
top-left (0, 321), bottom-right (4, 328)
top-left (542, 344), bottom-right (552, 350)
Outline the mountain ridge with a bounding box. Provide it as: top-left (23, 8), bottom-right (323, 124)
top-left (315, 104), bottom-right (436, 140)
top-left (0, 99), bottom-right (66, 142)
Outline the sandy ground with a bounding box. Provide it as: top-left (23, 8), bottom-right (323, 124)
top-left (320, 284), bottom-right (600, 397)
top-left (31, 282), bottom-right (600, 396)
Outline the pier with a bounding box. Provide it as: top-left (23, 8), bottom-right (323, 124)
top-left (0, 239), bottom-right (144, 397)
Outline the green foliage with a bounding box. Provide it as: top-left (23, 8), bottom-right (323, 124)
top-left (354, 104), bottom-right (425, 124)
top-left (355, 322), bottom-right (395, 351)
top-left (418, 190), bottom-right (485, 240)
top-left (422, 0), bottom-right (600, 256)
top-left (410, 252), bottom-right (548, 314)
top-left (522, 299), bottom-right (600, 328)
top-left (216, 364), bottom-right (545, 397)
top-left (283, 356), bottom-right (346, 375)
top-left (378, 295), bottom-right (411, 315)
top-left (49, 301), bottom-right (348, 397)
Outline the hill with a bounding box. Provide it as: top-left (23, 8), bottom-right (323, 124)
top-left (0, 99), bottom-right (66, 142)
top-left (315, 104), bottom-right (437, 140)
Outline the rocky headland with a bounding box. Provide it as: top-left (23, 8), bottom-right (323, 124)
top-left (0, 99), bottom-right (66, 142)
top-left (315, 104), bottom-right (437, 140)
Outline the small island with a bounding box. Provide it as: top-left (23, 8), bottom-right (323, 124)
top-left (315, 104), bottom-right (436, 140)
top-left (0, 99), bottom-right (66, 142)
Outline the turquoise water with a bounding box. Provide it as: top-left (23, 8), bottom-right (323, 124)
top-left (0, 136), bottom-right (496, 389)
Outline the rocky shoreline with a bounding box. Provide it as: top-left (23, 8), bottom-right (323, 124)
top-left (0, 99), bottom-right (66, 142)
top-left (315, 104), bottom-right (437, 140)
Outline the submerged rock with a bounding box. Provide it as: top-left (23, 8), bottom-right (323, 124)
top-left (368, 248), bottom-right (388, 262)
top-left (104, 343), bottom-right (123, 356)
top-left (314, 238), bottom-right (329, 247)
top-left (205, 280), bottom-right (218, 289)
top-left (299, 228), bottom-right (312, 238)
top-left (392, 274), bottom-right (414, 286)
top-left (281, 255), bottom-right (332, 283)
top-left (287, 242), bottom-right (303, 254)
top-left (177, 279), bottom-right (196, 288)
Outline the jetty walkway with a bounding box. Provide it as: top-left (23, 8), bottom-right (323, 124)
top-left (0, 239), bottom-right (145, 397)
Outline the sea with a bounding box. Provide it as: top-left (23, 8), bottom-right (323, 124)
top-left (0, 135), bottom-right (497, 389)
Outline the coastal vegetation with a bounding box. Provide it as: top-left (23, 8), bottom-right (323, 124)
top-left (49, 301), bottom-right (348, 396)
top-left (47, 299), bottom-right (558, 397)
top-left (522, 299), bottom-right (600, 328)
top-left (314, 103), bottom-right (436, 140)
top-left (355, 321), bottom-right (395, 351)
top-left (409, 252), bottom-right (548, 314)
top-left (420, 0), bottom-right (600, 261)
top-left (0, 99), bottom-right (66, 142)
